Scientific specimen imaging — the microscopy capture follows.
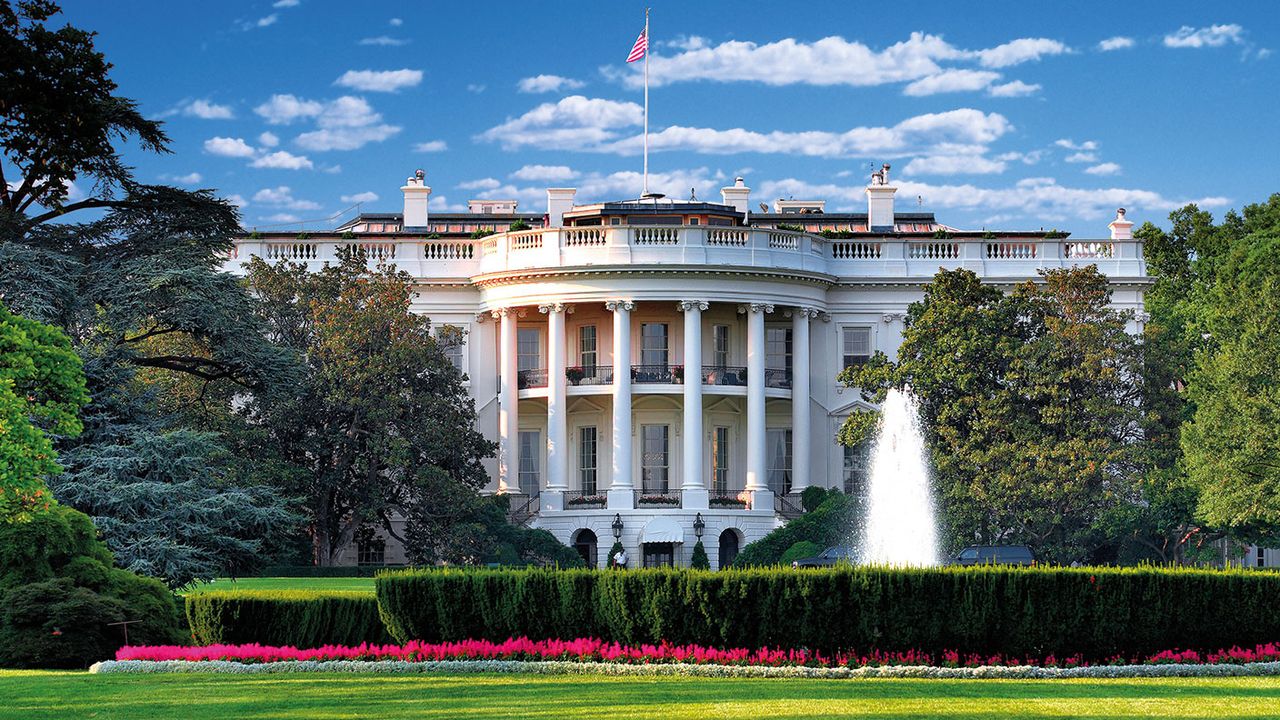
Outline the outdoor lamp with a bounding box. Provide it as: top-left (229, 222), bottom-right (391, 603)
top-left (693, 512), bottom-right (705, 539)
top-left (612, 513), bottom-right (624, 539)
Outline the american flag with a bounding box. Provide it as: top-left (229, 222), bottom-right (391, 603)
top-left (626, 28), bottom-right (648, 63)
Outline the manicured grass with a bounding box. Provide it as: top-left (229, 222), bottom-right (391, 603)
top-left (183, 577), bottom-right (377, 595)
top-left (3, 671), bottom-right (1280, 719)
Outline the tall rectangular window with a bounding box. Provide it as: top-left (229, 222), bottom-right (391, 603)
top-left (843, 440), bottom-right (871, 497)
top-left (641, 424), bottom-right (670, 493)
top-left (766, 428), bottom-right (792, 495)
top-left (517, 328), bottom-right (541, 371)
top-left (712, 325), bottom-right (730, 367)
top-left (436, 324), bottom-right (465, 373)
top-left (842, 327), bottom-right (872, 369)
top-left (766, 327), bottom-right (792, 370)
top-left (640, 323), bottom-right (669, 366)
top-left (579, 426), bottom-right (598, 495)
top-left (578, 325), bottom-right (597, 368)
top-left (519, 430), bottom-right (541, 495)
top-left (712, 426), bottom-right (730, 493)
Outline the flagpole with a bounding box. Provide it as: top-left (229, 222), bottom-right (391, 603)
top-left (642, 7), bottom-right (649, 197)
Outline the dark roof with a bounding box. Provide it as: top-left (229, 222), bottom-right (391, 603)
top-left (750, 212), bottom-right (936, 222)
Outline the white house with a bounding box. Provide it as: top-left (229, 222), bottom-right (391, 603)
top-left (226, 166), bottom-right (1149, 569)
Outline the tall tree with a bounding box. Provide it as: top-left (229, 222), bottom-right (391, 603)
top-left (245, 249), bottom-right (495, 565)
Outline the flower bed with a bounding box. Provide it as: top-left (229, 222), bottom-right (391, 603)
top-left (115, 637), bottom-right (1280, 670)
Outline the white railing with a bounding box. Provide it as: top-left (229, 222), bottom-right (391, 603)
top-left (265, 242), bottom-right (318, 260)
top-left (986, 242), bottom-right (1037, 259)
top-left (707, 228), bottom-right (749, 246)
top-left (908, 242), bottom-right (960, 260)
top-left (831, 241), bottom-right (881, 260)
top-left (509, 230), bottom-right (543, 251)
top-left (1065, 241), bottom-right (1115, 259)
top-left (633, 227), bottom-right (680, 245)
top-left (767, 231), bottom-right (801, 249)
top-left (423, 241), bottom-right (474, 260)
top-left (336, 242), bottom-right (396, 262)
top-left (564, 228), bottom-right (606, 247)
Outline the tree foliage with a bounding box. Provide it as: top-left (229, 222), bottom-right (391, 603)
top-left (841, 267), bottom-right (1146, 563)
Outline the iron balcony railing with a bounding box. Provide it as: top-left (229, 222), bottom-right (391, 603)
top-left (635, 489), bottom-right (682, 508)
top-left (564, 490), bottom-right (607, 508)
top-left (567, 365), bottom-right (613, 385)
top-left (517, 368), bottom-right (548, 389)
top-left (630, 364), bottom-right (681, 384)
top-left (701, 365), bottom-right (747, 386)
top-left (764, 368), bottom-right (793, 389)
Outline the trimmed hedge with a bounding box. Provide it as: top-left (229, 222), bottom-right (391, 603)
top-left (376, 565), bottom-right (1280, 660)
top-left (186, 591), bottom-right (388, 647)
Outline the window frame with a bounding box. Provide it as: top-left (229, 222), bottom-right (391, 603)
top-left (841, 325), bottom-right (873, 370)
top-left (579, 425), bottom-right (598, 495)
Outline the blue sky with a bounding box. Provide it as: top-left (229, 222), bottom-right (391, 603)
top-left (58, 1), bottom-right (1278, 236)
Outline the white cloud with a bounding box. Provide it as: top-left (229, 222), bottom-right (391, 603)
top-left (975, 38), bottom-right (1069, 68)
top-left (987, 80), bottom-right (1041, 97)
top-left (254, 94), bottom-right (324, 124)
top-left (389, 17), bottom-right (402, 26)
top-left (518, 74), bottom-right (586, 93)
top-left (995, 150), bottom-right (1044, 165)
top-left (250, 150), bottom-right (314, 170)
top-left (902, 155), bottom-right (1007, 176)
top-left (258, 131), bottom-right (280, 147)
top-left (1164, 24), bottom-right (1245, 48)
top-left (273, 0), bottom-right (299, 7)
top-left (262, 212), bottom-right (301, 223)
top-left (341, 191), bottom-right (379, 204)
top-left (511, 165), bottom-right (579, 182)
top-left (467, 84), bottom-right (486, 93)
top-left (334, 69), bottom-right (423, 92)
top-left (1084, 162), bottom-right (1122, 176)
top-left (253, 186), bottom-right (321, 211)
top-left (359, 36), bottom-right (409, 47)
top-left (203, 136), bottom-right (256, 158)
top-left (903, 69), bottom-right (1000, 96)
top-left (1065, 152), bottom-right (1098, 163)
top-left (413, 140), bottom-right (448, 152)
top-left (161, 172), bottom-right (203, 184)
top-left (255, 14), bottom-right (278, 28)
top-left (177, 99), bottom-right (234, 119)
top-left (1054, 138), bottom-right (1098, 151)
top-left (459, 177), bottom-right (502, 191)
top-left (1098, 36), bottom-right (1135, 51)
top-left (296, 125), bottom-right (400, 152)
top-left (428, 194), bottom-right (467, 211)
top-left (226, 194), bottom-right (248, 208)
top-left (468, 167), bottom-right (729, 207)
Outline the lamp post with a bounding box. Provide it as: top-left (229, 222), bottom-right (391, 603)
top-left (612, 513), bottom-right (624, 540)
top-left (693, 512), bottom-right (705, 540)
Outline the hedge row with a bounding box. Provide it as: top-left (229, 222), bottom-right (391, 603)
top-left (186, 591), bottom-right (388, 647)
top-left (376, 566), bottom-right (1280, 659)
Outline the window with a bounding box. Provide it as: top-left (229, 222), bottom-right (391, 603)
top-left (766, 327), bottom-right (792, 370)
top-left (518, 328), bottom-right (541, 371)
top-left (712, 427), bottom-right (730, 493)
top-left (579, 426), bottom-right (598, 495)
top-left (841, 327), bottom-right (872, 369)
top-left (1260, 548), bottom-right (1268, 568)
top-left (436, 324), bottom-right (465, 373)
top-left (642, 543), bottom-right (675, 567)
top-left (689, 217), bottom-right (700, 226)
top-left (640, 323), bottom-right (669, 366)
top-left (641, 424), bottom-right (670, 493)
top-left (712, 325), bottom-right (730, 367)
top-left (843, 440), bottom-right (872, 497)
top-left (519, 430), bottom-right (541, 495)
top-left (610, 217), bottom-right (622, 226)
top-left (356, 527), bottom-right (386, 566)
top-left (766, 429), bottom-right (792, 495)
top-left (579, 325), bottom-right (597, 368)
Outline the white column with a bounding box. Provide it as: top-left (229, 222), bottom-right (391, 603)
top-left (540, 302), bottom-right (572, 511)
top-left (607, 300), bottom-right (635, 509)
top-left (790, 307), bottom-right (817, 493)
top-left (680, 300), bottom-right (709, 509)
top-left (743, 303), bottom-right (773, 511)
top-left (496, 307), bottom-right (520, 494)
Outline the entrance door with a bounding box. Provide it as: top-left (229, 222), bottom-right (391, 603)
top-left (643, 543), bottom-right (676, 567)
top-left (718, 530), bottom-right (740, 568)
top-left (641, 424), bottom-right (670, 493)
top-left (573, 529), bottom-right (598, 569)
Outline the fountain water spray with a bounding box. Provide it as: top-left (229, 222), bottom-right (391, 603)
top-left (859, 387), bottom-right (939, 566)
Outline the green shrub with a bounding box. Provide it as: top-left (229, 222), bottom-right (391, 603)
top-left (186, 590), bottom-right (388, 647)
top-left (376, 565), bottom-right (1280, 660)
top-left (800, 486), bottom-right (830, 512)
top-left (733, 492), bottom-right (855, 566)
top-left (779, 541), bottom-right (823, 566)
top-left (690, 542), bottom-right (710, 570)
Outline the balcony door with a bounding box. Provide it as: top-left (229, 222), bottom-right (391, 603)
top-left (641, 424), bottom-right (670, 494)
top-left (640, 323), bottom-right (669, 367)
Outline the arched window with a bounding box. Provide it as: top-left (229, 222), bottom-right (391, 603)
top-left (573, 528), bottom-right (598, 569)
top-left (718, 529), bottom-right (741, 569)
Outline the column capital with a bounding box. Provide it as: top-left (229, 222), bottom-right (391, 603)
top-left (881, 312), bottom-right (907, 324)
top-left (677, 300), bottom-right (710, 312)
top-left (737, 302), bottom-right (775, 315)
top-left (605, 300), bottom-right (635, 312)
top-left (538, 302), bottom-right (575, 315)
top-left (490, 307), bottom-right (527, 320)
top-left (474, 312), bottom-right (490, 323)
top-left (785, 306), bottom-right (821, 319)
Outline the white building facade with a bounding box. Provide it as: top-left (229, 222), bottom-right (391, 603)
top-left (227, 167), bottom-right (1149, 569)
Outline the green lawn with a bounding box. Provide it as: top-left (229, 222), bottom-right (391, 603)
top-left (3, 671), bottom-right (1279, 719)
top-left (182, 576), bottom-right (377, 594)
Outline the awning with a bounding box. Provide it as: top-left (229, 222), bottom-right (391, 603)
top-left (640, 516), bottom-right (685, 544)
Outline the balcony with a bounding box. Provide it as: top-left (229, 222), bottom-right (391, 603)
top-left (635, 489), bottom-right (682, 508)
top-left (631, 364), bottom-right (680, 384)
top-left (517, 369), bottom-right (547, 389)
top-left (564, 490), bottom-right (607, 509)
top-left (567, 365), bottom-right (613, 386)
top-left (764, 368), bottom-right (792, 389)
top-left (702, 365), bottom-right (746, 386)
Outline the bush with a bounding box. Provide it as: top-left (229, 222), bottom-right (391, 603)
top-left (689, 542), bottom-right (710, 570)
top-left (733, 492), bottom-right (855, 566)
top-left (800, 486), bottom-right (831, 512)
top-left (779, 541), bottom-right (823, 566)
top-left (186, 591), bottom-right (388, 647)
top-left (376, 565), bottom-right (1280, 660)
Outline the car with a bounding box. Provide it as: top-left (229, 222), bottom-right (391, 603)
top-left (792, 546), bottom-right (858, 568)
top-left (952, 545), bottom-right (1036, 566)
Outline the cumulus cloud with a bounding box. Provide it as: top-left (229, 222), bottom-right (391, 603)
top-left (253, 186), bottom-right (321, 211)
top-left (975, 38), bottom-right (1069, 68)
top-left (511, 164), bottom-right (579, 182)
top-left (262, 212), bottom-right (300, 223)
top-left (176, 99), bottom-right (234, 119)
top-left (255, 94), bottom-right (401, 151)
top-left (226, 194), bottom-right (248, 208)
top-left (1164, 24), bottom-right (1245, 48)
top-left (334, 69), bottom-right (423, 92)
top-left (254, 14), bottom-right (278, 28)
top-left (466, 167), bottom-right (729, 207)
top-left (203, 136), bottom-right (256, 158)
top-left (254, 94), bottom-right (324, 124)
top-left (341, 191), bottom-right (379, 204)
top-left (987, 80), bottom-right (1041, 97)
top-left (459, 177), bottom-right (502, 191)
top-left (902, 155), bottom-right (1007, 176)
top-left (273, 0), bottom-right (299, 7)
top-left (518, 74), bottom-right (586, 93)
top-left (161, 172), bottom-right (203, 184)
top-left (1098, 36), bottom-right (1135, 51)
top-left (1054, 139), bottom-right (1098, 151)
top-left (250, 150), bottom-right (314, 170)
top-left (296, 125), bottom-right (399, 152)
top-left (258, 131), bottom-right (280, 147)
top-left (413, 140), bottom-right (448, 152)
top-left (1065, 152), bottom-right (1098, 163)
top-left (389, 17), bottom-right (402, 26)
top-left (1084, 162), bottom-right (1122, 176)
top-left (359, 36), bottom-right (409, 47)
top-left (903, 69), bottom-right (1000, 96)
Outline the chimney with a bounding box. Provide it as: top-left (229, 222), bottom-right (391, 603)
top-left (866, 163), bottom-right (896, 231)
top-left (401, 169), bottom-right (431, 229)
top-left (1108, 207), bottom-right (1133, 240)
top-left (546, 188), bottom-right (576, 227)
top-left (721, 176), bottom-right (751, 219)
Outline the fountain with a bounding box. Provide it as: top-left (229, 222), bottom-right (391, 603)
top-left (859, 387), bottom-right (939, 566)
